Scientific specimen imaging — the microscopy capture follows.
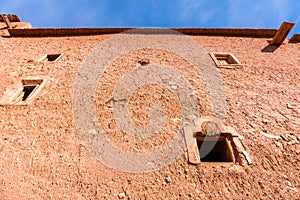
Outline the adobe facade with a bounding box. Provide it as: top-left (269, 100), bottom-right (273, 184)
top-left (0, 15), bottom-right (299, 199)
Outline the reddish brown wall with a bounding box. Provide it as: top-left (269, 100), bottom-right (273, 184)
top-left (0, 32), bottom-right (299, 199)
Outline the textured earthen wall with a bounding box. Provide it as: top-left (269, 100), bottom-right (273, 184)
top-left (0, 32), bottom-right (299, 199)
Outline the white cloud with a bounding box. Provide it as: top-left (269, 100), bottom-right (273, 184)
top-left (177, 0), bottom-right (224, 27)
top-left (0, 0), bottom-right (299, 33)
top-left (226, 0), bottom-right (293, 28)
top-left (178, 0), bottom-right (204, 22)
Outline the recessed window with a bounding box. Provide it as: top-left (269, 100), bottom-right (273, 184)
top-left (38, 54), bottom-right (63, 62)
top-left (209, 52), bottom-right (242, 68)
top-left (15, 79), bottom-right (43, 103)
top-left (197, 136), bottom-right (235, 163)
top-left (186, 116), bottom-right (251, 166)
top-left (0, 77), bottom-right (45, 105)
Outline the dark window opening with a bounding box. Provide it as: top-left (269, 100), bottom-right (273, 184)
top-left (14, 79), bottom-right (43, 103)
top-left (38, 54), bottom-right (62, 62)
top-left (0, 77), bottom-right (44, 105)
top-left (21, 85), bottom-right (37, 101)
top-left (46, 54), bottom-right (62, 61)
top-left (197, 137), bottom-right (235, 163)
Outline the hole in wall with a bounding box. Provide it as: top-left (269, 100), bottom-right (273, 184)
top-left (197, 136), bottom-right (235, 163)
top-left (186, 116), bottom-right (252, 166)
top-left (0, 77), bottom-right (45, 105)
top-left (38, 54), bottom-right (63, 62)
top-left (14, 79), bottom-right (43, 103)
top-left (46, 54), bottom-right (61, 61)
top-left (21, 85), bottom-right (37, 101)
top-left (138, 59), bottom-right (150, 66)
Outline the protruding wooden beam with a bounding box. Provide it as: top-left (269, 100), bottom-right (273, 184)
top-left (0, 14), bottom-right (12, 29)
top-left (289, 34), bottom-right (300, 43)
top-left (269, 21), bottom-right (295, 45)
top-left (0, 14), bottom-right (20, 22)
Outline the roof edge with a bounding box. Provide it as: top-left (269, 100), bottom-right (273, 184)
top-left (7, 27), bottom-right (277, 38)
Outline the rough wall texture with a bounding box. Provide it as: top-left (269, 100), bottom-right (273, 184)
top-left (0, 30), bottom-right (299, 199)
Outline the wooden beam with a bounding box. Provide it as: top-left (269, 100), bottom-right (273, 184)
top-left (289, 34), bottom-right (300, 43)
top-left (0, 14), bottom-right (12, 29)
top-left (269, 21), bottom-right (295, 45)
top-left (0, 14), bottom-right (20, 22)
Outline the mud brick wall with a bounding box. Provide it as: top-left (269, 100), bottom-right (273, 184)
top-left (0, 32), bottom-right (299, 199)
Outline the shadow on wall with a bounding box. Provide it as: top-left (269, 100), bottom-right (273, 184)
top-left (261, 44), bottom-right (280, 53)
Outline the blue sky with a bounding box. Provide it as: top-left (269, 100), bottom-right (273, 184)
top-left (1, 0), bottom-right (300, 37)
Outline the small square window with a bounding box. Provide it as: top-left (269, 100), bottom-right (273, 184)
top-left (0, 77), bottom-right (45, 105)
top-left (209, 52), bottom-right (242, 68)
top-left (186, 116), bottom-right (251, 166)
top-left (197, 136), bottom-right (235, 163)
top-left (38, 54), bottom-right (63, 62)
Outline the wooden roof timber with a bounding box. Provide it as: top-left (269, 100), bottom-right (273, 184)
top-left (8, 27), bottom-right (278, 38)
top-left (289, 34), bottom-right (300, 43)
top-left (269, 22), bottom-right (295, 45)
top-left (0, 14), bottom-right (20, 22)
top-left (0, 15), bottom-right (12, 29)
